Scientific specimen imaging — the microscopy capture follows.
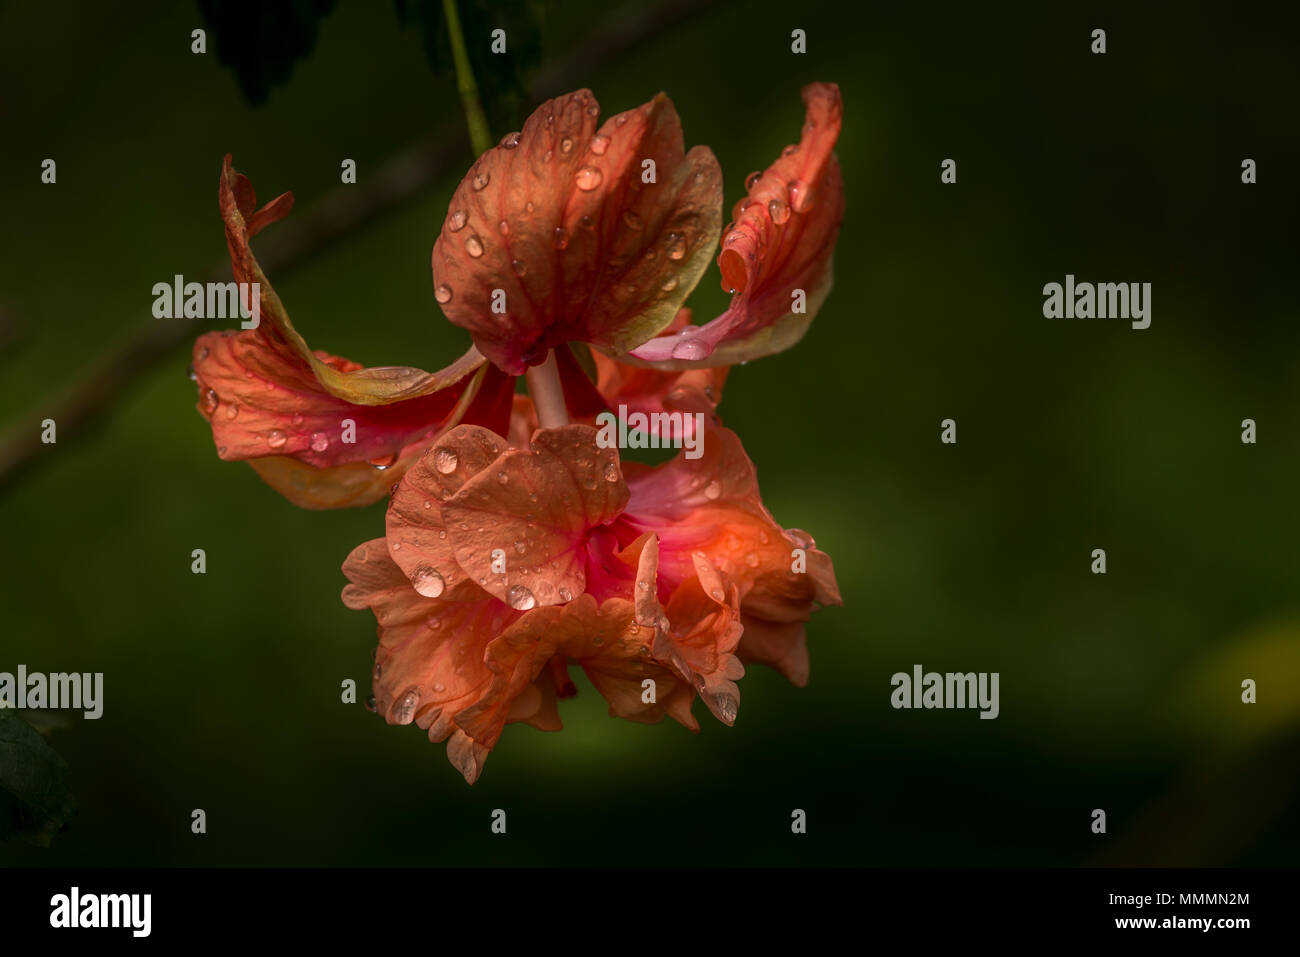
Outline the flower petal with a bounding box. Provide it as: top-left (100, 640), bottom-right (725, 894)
top-left (628, 83), bottom-right (843, 367)
top-left (441, 425), bottom-right (629, 608)
top-left (386, 425), bottom-right (512, 600)
top-left (194, 333), bottom-right (514, 508)
top-left (219, 154), bottom-right (486, 404)
top-left (341, 537), bottom-right (537, 784)
top-left (431, 91), bottom-right (723, 374)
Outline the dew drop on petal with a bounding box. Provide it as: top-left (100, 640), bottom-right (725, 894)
top-left (513, 540), bottom-right (526, 555)
top-left (553, 226), bottom-right (569, 250)
top-left (745, 552), bottom-right (760, 568)
top-left (704, 480), bottom-right (722, 500)
top-left (666, 233), bottom-right (686, 260)
top-left (506, 584), bottom-right (536, 610)
top-left (745, 170), bottom-right (761, 190)
top-left (603, 462), bottom-right (619, 482)
top-left (448, 209), bottom-right (468, 232)
top-left (671, 338), bottom-right (708, 360)
top-left (496, 470), bottom-right (509, 484)
top-left (465, 234), bottom-right (484, 258)
top-left (589, 134), bottom-right (610, 155)
top-left (560, 136), bottom-right (574, 154)
top-left (710, 587), bottom-right (724, 601)
top-left (225, 403), bottom-right (239, 420)
top-left (472, 169), bottom-right (491, 191)
top-left (500, 131), bottom-right (521, 149)
top-left (768, 198), bottom-right (791, 224)
top-left (782, 143), bottom-right (800, 157)
top-left (393, 689), bottom-right (421, 724)
top-left (413, 566), bottom-right (445, 598)
top-left (511, 259), bottom-right (527, 277)
top-left (574, 166), bottom-right (603, 191)
top-left (266, 429), bottom-right (287, 449)
top-left (497, 219), bottom-right (510, 235)
top-left (435, 283), bottom-right (453, 303)
top-left (788, 179), bottom-right (815, 213)
top-left (558, 587), bottom-right (573, 602)
top-left (309, 432), bottom-right (329, 453)
top-left (203, 388), bottom-right (219, 414)
top-left (433, 447), bottom-right (459, 474)
top-left (660, 276), bottom-right (678, 292)
top-left (369, 453), bottom-right (397, 470)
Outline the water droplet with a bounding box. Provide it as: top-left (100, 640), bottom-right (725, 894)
top-left (622, 210), bottom-right (643, 230)
top-left (225, 403), bottom-right (239, 420)
top-left (788, 179), bottom-right (815, 213)
top-left (637, 580), bottom-right (651, 591)
top-left (372, 661), bottom-right (383, 679)
top-left (586, 102), bottom-right (599, 117)
top-left (435, 283), bottom-right (453, 304)
top-left (506, 584), bottom-right (536, 610)
top-left (574, 166), bottom-right (603, 191)
top-left (203, 389), bottom-right (219, 414)
top-left (711, 692), bottom-right (738, 724)
top-left (614, 115), bottom-right (628, 127)
top-left (266, 429), bottom-right (287, 449)
top-left (433, 447), bottom-right (459, 474)
top-left (559, 136), bottom-right (574, 154)
top-left (500, 131), bottom-right (521, 149)
top-left (768, 198), bottom-right (791, 224)
top-left (704, 480), bottom-right (721, 500)
top-left (789, 529), bottom-right (816, 549)
top-left (660, 276), bottom-right (678, 292)
top-left (553, 226), bottom-right (569, 250)
top-left (438, 529), bottom-right (447, 540)
top-left (187, 364), bottom-right (197, 382)
top-left (745, 552), bottom-right (760, 568)
top-left (364, 694), bottom-right (377, 712)
top-left (472, 169), bottom-right (490, 191)
top-left (542, 149), bottom-right (553, 163)
top-left (448, 209), bottom-right (468, 232)
top-left (465, 234), bottom-right (484, 258)
top-left (710, 587), bottom-right (724, 601)
top-left (671, 338), bottom-right (708, 360)
top-left (745, 170), bottom-right (761, 190)
top-left (511, 259), bottom-right (527, 277)
top-left (589, 134), bottom-right (610, 155)
top-left (724, 229), bottom-right (742, 245)
top-left (413, 566), bottom-right (445, 598)
top-left (603, 462), bottom-right (620, 482)
top-left (558, 587), bottom-right (573, 601)
top-left (513, 540), bottom-right (526, 555)
top-left (217, 445), bottom-right (227, 456)
top-left (782, 144), bottom-right (800, 157)
top-left (393, 689), bottom-right (421, 724)
top-left (666, 233), bottom-right (686, 260)
top-left (759, 531), bottom-right (771, 545)
top-left (433, 682), bottom-right (446, 692)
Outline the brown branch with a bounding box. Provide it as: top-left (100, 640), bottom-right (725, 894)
top-left (0, 0), bottom-right (717, 494)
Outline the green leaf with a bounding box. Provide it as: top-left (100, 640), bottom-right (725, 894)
top-left (0, 709), bottom-right (76, 847)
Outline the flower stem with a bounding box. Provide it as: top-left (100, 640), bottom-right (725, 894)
top-left (525, 351), bottom-right (570, 429)
top-left (441, 0), bottom-right (494, 157)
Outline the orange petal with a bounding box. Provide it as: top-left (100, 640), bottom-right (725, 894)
top-left (340, 537), bottom-right (533, 784)
top-left (628, 83), bottom-right (843, 367)
top-left (385, 425), bottom-right (512, 601)
top-left (219, 154), bottom-right (486, 404)
top-left (193, 333), bottom-right (514, 508)
top-left (430, 91), bottom-right (723, 374)
top-left (441, 425), bottom-right (629, 609)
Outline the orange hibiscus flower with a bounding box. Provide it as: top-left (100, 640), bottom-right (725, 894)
top-left (192, 82), bottom-right (845, 781)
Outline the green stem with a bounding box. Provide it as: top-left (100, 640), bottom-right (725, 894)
top-left (442, 0), bottom-right (493, 156)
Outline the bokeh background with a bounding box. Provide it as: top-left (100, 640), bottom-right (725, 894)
top-left (2, 0), bottom-right (1298, 866)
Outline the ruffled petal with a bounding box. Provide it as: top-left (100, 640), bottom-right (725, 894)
top-left (628, 83), bottom-right (843, 367)
top-left (431, 91), bottom-right (723, 374)
top-left (441, 425), bottom-right (629, 608)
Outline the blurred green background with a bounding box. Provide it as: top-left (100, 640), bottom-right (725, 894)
top-left (1, 0), bottom-right (1298, 866)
